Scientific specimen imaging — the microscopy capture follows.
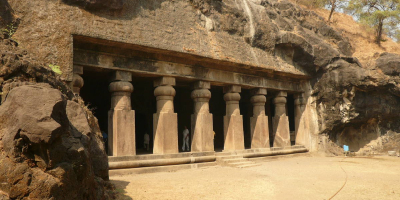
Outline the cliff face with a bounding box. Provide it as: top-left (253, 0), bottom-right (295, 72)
top-left (0, 0), bottom-right (398, 172)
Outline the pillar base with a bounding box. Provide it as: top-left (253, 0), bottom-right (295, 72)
top-left (108, 110), bottom-right (136, 156)
top-left (272, 115), bottom-right (291, 147)
top-left (153, 112), bottom-right (178, 154)
top-left (250, 115), bottom-right (270, 149)
top-left (191, 113), bottom-right (214, 152)
top-left (223, 115), bottom-right (245, 151)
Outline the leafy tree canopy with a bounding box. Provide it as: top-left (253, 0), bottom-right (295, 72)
top-left (347, 0), bottom-right (400, 45)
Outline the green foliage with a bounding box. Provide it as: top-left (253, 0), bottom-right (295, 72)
top-left (1, 23), bottom-right (17, 38)
top-left (49, 64), bottom-right (62, 75)
top-left (346, 0), bottom-right (400, 45)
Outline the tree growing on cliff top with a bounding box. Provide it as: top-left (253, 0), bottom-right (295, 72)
top-left (296, 0), bottom-right (347, 22)
top-left (346, 0), bottom-right (400, 46)
top-left (315, 0), bottom-right (348, 22)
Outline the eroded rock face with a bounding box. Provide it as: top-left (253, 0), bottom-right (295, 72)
top-left (0, 84), bottom-right (110, 199)
top-left (313, 54), bottom-right (400, 152)
top-left (189, 0), bottom-right (354, 74)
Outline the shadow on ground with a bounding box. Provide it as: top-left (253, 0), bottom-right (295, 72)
top-left (111, 180), bottom-right (132, 200)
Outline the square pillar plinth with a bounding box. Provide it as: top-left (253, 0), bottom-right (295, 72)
top-left (153, 112), bottom-right (178, 154)
top-left (272, 115), bottom-right (291, 147)
top-left (191, 113), bottom-right (214, 152)
top-left (250, 115), bottom-right (270, 148)
top-left (108, 110), bottom-right (135, 156)
top-left (224, 115), bottom-right (245, 151)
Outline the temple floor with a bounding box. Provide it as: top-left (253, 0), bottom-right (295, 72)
top-left (111, 153), bottom-right (400, 200)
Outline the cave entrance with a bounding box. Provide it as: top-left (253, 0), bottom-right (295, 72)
top-left (131, 77), bottom-right (155, 155)
top-left (209, 86), bottom-right (225, 152)
top-left (267, 94), bottom-right (275, 147)
top-left (240, 89), bottom-right (252, 149)
top-left (80, 69), bottom-right (111, 153)
top-left (287, 94), bottom-right (296, 145)
top-left (174, 84), bottom-right (194, 152)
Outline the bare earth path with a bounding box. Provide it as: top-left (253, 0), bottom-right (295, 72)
top-left (111, 154), bottom-right (400, 200)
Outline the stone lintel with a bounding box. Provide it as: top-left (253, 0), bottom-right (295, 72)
top-left (193, 81), bottom-right (211, 89)
top-left (276, 91), bottom-right (287, 97)
top-left (154, 76), bottom-right (176, 87)
top-left (73, 65), bottom-right (83, 75)
top-left (251, 88), bottom-right (267, 96)
top-left (223, 85), bottom-right (241, 93)
top-left (112, 71), bottom-right (132, 82)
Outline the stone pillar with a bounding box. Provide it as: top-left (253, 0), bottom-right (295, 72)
top-left (191, 81), bottom-right (214, 152)
top-left (223, 85), bottom-right (244, 151)
top-left (250, 88), bottom-right (270, 149)
top-left (108, 71), bottom-right (135, 156)
top-left (294, 93), bottom-right (306, 145)
top-left (71, 66), bottom-right (84, 95)
top-left (272, 91), bottom-right (291, 147)
top-left (153, 77), bottom-right (178, 154)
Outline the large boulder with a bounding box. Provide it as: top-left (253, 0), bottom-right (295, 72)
top-left (0, 84), bottom-right (110, 199)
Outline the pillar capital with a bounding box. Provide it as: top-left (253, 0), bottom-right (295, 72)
top-left (276, 91), bottom-right (287, 97)
top-left (73, 65), bottom-right (83, 75)
top-left (154, 76), bottom-right (175, 87)
top-left (294, 93), bottom-right (306, 106)
top-left (111, 71), bottom-right (132, 82)
top-left (223, 85), bottom-right (241, 93)
top-left (250, 88), bottom-right (267, 96)
top-left (193, 81), bottom-right (210, 89)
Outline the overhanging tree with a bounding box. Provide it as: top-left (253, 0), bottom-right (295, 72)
top-left (347, 0), bottom-right (400, 46)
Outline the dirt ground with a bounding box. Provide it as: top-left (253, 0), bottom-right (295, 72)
top-left (111, 153), bottom-right (400, 200)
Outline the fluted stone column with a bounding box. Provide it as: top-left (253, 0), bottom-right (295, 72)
top-left (71, 66), bottom-right (84, 95)
top-left (294, 93), bottom-right (306, 145)
top-left (223, 85), bottom-right (244, 151)
top-left (250, 88), bottom-right (270, 149)
top-left (108, 71), bottom-right (135, 156)
top-left (272, 91), bottom-right (291, 147)
top-left (191, 81), bottom-right (214, 152)
top-left (153, 77), bottom-right (178, 154)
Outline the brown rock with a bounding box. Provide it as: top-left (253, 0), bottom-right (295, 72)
top-left (0, 84), bottom-right (110, 199)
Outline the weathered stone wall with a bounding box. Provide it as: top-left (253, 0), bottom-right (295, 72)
top-left (7, 0), bottom-right (352, 81)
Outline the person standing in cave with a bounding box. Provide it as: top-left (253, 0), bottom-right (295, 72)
top-left (182, 126), bottom-right (190, 152)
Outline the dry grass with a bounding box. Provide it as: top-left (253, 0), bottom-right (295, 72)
top-left (289, 0), bottom-right (400, 66)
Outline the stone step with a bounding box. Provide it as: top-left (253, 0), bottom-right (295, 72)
top-left (235, 163), bottom-right (261, 168)
top-left (109, 162), bottom-right (217, 176)
top-left (216, 155), bottom-right (243, 161)
top-left (220, 158), bottom-right (246, 164)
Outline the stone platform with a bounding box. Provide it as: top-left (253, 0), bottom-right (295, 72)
top-left (109, 145), bottom-right (308, 176)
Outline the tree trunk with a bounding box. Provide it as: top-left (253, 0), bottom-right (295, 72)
top-left (328, 4), bottom-right (336, 22)
top-left (376, 19), bottom-right (384, 46)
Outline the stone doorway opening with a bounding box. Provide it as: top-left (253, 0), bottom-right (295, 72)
top-left (240, 89), bottom-right (252, 149)
top-left (80, 69), bottom-right (111, 153)
top-left (287, 94), bottom-right (296, 145)
top-left (210, 86), bottom-right (225, 152)
top-left (131, 77), bottom-right (156, 155)
top-left (174, 84), bottom-right (193, 153)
